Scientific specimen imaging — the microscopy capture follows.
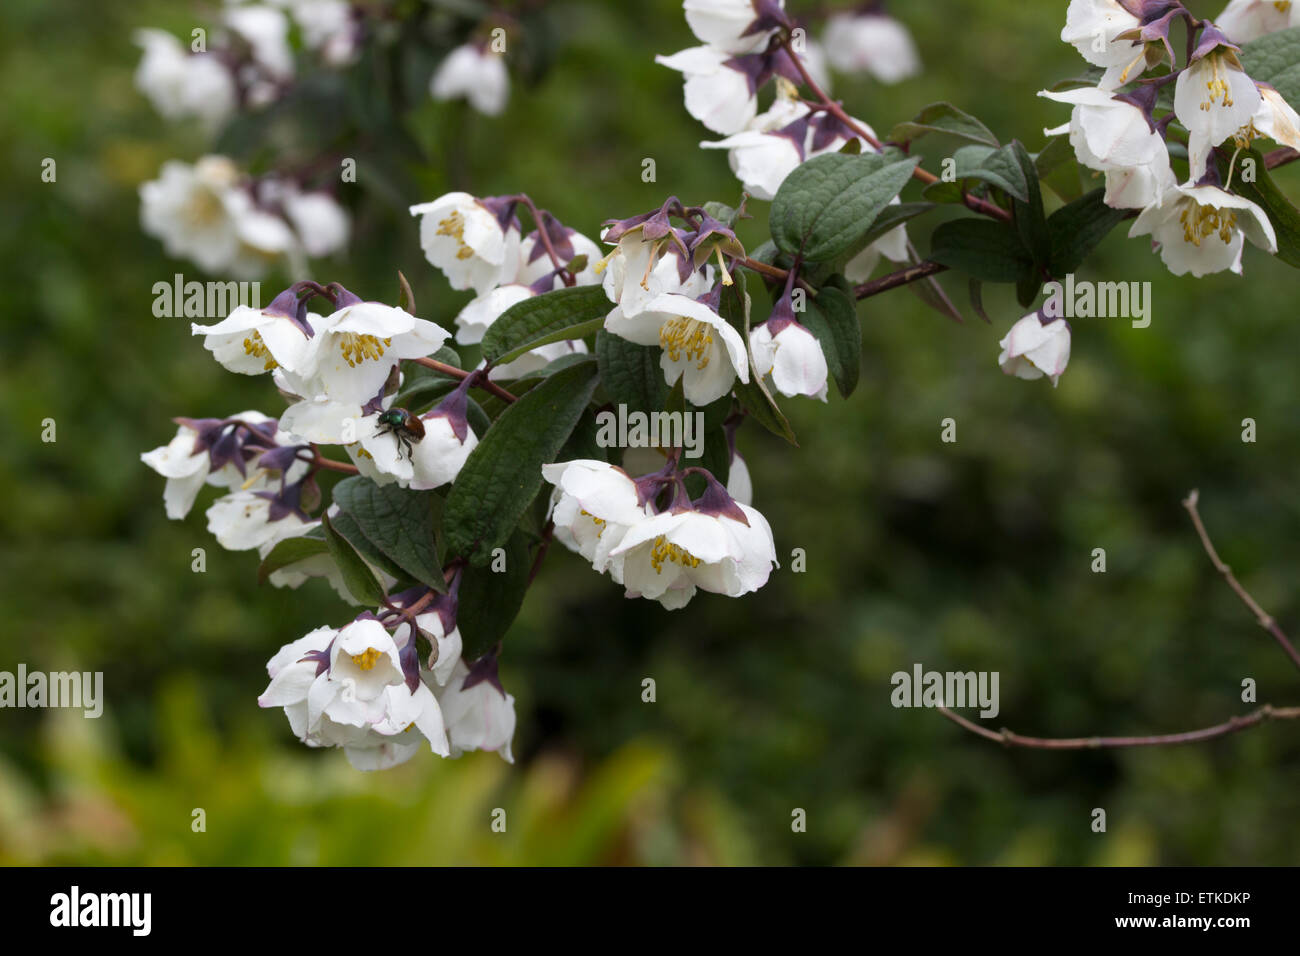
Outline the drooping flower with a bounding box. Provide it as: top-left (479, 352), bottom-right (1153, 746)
top-left (225, 4), bottom-right (295, 81)
top-left (353, 387), bottom-right (478, 491)
top-left (1174, 27), bottom-right (1262, 182)
top-left (1129, 182), bottom-right (1277, 276)
top-left (609, 475), bottom-right (778, 610)
top-left (542, 459), bottom-right (655, 582)
top-left (1040, 85), bottom-right (1177, 209)
top-left (280, 187), bottom-right (351, 259)
top-left (430, 43), bottom-right (509, 116)
top-left (1215, 0), bottom-right (1299, 44)
top-left (409, 193), bottom-right (521, 294)
top-left (997, 312), bottom-right (1072, 386)
top-left (1060, 0), bottom-right (1145, 90)
top-left (190, 286), bottom-right (316, 376)
top-left (823, 11), bottom-right (922, 84)
top-left (132, 28), bottom-right (236, 129)
top-left (750, 317), bottom-right (829, 401)
top-left (434, 657), bottom-right (517, 762)
top-left (683, 0), bottom-right (790, 55)
top-left (1238, 83), bottom-right (1300, 154)
top-left (605, 288), bottom-right (750, 405)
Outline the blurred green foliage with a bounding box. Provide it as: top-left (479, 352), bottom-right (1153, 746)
top-left (1, 0), bottom-right (1298, 865)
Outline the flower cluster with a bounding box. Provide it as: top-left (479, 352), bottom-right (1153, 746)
top-left (140, 156), bottom-right (349, 279)
top-left (1045, 0), bottom-right (1297, 279)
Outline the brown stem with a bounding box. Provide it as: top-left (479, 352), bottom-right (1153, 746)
top-left (778, 34), bottom-right (1012, 224)
top-left (940, 490), bottom-right (1300, 750)
top-left (1182, 489), bottom-right (1300, 673)
top-left (853, 260), bottom-right (949, 300)
top-left (938, 704), bottom-right (1300, 750)
top-left (514, 193), bottom-right (574, 286)
top-left (309, 450), bottom-right (360, 475)
top-left (528, 520), bottom-right (554, 585)
top-left (1265, 147), bottom-right (1299, 171)
top-left (411, 357), bottom-right (518, 405)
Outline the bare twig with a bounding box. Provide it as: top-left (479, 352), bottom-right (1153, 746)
top-left (940, 491), bottom-right (1300, 750)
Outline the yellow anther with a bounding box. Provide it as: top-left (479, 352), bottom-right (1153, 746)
top-left (350, 647), bottom-right (383, 671)
top-left (650, 536), bottom-right (701, 574)
top-left (1201, 56), bottom-right (1234, 111)
top-left (242, 331), bottom-right (278, 371)
top-left (337, 333), bottom-right (392, 368)
top-left (436, 210), bottom-right (475, 260)
top-left (659, 316), bottom-right (714, 370)
top-left (580, 509), bottom-right (607, 537)
top-left (1178, 203), bottom-right (1237, 247)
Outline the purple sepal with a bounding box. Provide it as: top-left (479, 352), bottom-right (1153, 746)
top-left (209, 426), bottom-right (246, 476)
top-left (1113, 83), bottom-right (1160, 130)
top-left (460, 652), bottom-right (506, 698)
top-left (264, 286), bottom-right (314, 339)
top-left (255, 479), bottom-right (309, 523)
top-left (1190, 22), bottom-right (1240, 62)
top-left (258, 444), bottom-right (306, 473)
top-left (329, 283), bottom-right (365, 308)
top-left (742, 0), bottom-right (793, 37)
top-left (360, 379), bottom-right (390, 417)
top-left (765, 266), bottom-right (800, 335)
top-left (298, 637), bottom-right (335, 677)
top-left (528, 271), bottom-right (562, 295)
top-left (525, 210), bottom-right (576, 264)
top-left (773, 115), bottom-right (811, 162)
top-left (632, 461), bottom-right (675, 510)
top-left (426, 374), bottom-right (474, 443)
top-left (398, 638), bottom-right (421, 694)
top-left (809, 112), bottom-right (859, 153)
top-left (1193, 160), bottom-right (1225, 190)
top-left (692, 471), bottom-right (751, 526)
top-left (479, 195), bottom-right (521, 233)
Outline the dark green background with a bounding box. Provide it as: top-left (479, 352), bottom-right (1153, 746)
top-left (1, 0), bottom-right (1297, 864)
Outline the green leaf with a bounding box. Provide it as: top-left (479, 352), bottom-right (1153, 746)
top-left (444, 359), bottom-right (600, 565)
top-left (329, 509), bottom-right (411, 583)
top-left (771, 153), bottom-right (920, 262)
top-left (455, 529), bottom-right (531, 661)
top-left (971, 143), bottom-right (1031, 203)
top-left (257, 531), bottom-right (328, 584)
top-left (801, 279), bottom-right (861, 398)
top-left (1226, 148), bottom-right (1300, 269)
top-left (1035, 135), bottom-right (1084, 203)
top-left (332, 477), bottom-right (446, 591)
top-left (595, 330), bottom-right (668, 416)
top-left (888, 102), bottom-right (1000, 148)
top-left (321, 512), bottom-right (387, 606)
top-left (1009, 140), bottom-right (1050, 276)
top-left (1241, 27), bottom-right (1300, 106)
top-left (836, 202), bottom-right (937, 267)
top-left (929, 219), bottom-right (1033, 282)
top-left (721, 273), bottom-right (797, 445)
top-left (1046, 188), bottom-right (1130, 277)
top-left (480, 285), bottom-right (612, 366)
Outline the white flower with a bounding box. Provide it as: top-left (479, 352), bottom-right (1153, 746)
top-left (1039, 86), bottom-right (1177, 209)
top-left (1060, 0), bottom-right (1145, 90)
top-left (132, 29), bottom-right (236, 129)
top-left (206, 488), bottom-right (313, 550)
top-left (684, 0), bottom-right (786, 55)
top-left (454, 283), bottom-right (533, 345)
top-left (656, 46), bottom-right (758, 134)
top-left (727, 453), bottom-right (753, 506)
top-left (190, 303), bottom-right (314, 375)
top-left (225, 4), bottom-right (295, 79)
top-left (142, 412), bottom-right (283, 519)
top-left (750, 320), bottom-right (829, 401)
top-left (516, 229), bottom-right (604, 287)
top-left (294, 302), bottom-right (451, 405)
top-left (258, 518), bottom-right (396, 605)
top-left (1129, 182), bottom-right (1277, 276)
top-left (396, 612), bottom-right (463, 688)
top-left (409, 192), bottom-right (521, 294)
top-left (605, 291), bottom-right (750, 405)
top-left (609, 496), bottom-right (778, 610)
top-left (542, 459), bottom-right (653, 582)
top-left (1175, 42), bottom-right (1261, 182)
top-left (997, 313), bottom-right (1071, 386)
top-left (258, 620), bottom-right (450, 770)
top-left (290, 0), bottom-right (360, 66)
top-left (699, 93), bottom-right (811, 201)
top-left (435, 660), bottom-right (518, 762)
top-left (1215, 0), bottom-right (1299, 44)
top-left (281, 188), bottom-right (350, 258)
top-left (140, 157), bottom-right (296, 278)
top-left (491, 339), bottom-right (589, 381)
top-left (823, 12), bottom-right (921, 84)
top-left (600, 232), bottom-right (707, 318)
top-left (431, 43), bottom-right (509, 116)
top-left (354, 408), bottom-right (478, 490)
top-left (1243, 84), bottom-right (1300, 153)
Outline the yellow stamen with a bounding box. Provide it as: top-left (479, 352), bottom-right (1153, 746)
top-left (659, 316), bottom-right (714, 370)
top-left (714, 246), bottom-right (734, 286)
top-left (1179, 202), bottom-right (1237, 247)
top-left (639, 239), bottom-right (664, 290)
top-left (650, 536), bottom-right (701, 573)
top-left (240, 468), bottom-right (267, 490)
top-left (337, 333), bottom-right (393, 368)
top-left (580, 509), bottom-right (607, 537)
top-left (1201, 55), bottom-right (1233, 112)
top-left (242, 331), bottom-right (278, 371)
top-left (436, 210), bottom-right (475, 260)
top-left (350, 647), bottom-right (383, 671)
